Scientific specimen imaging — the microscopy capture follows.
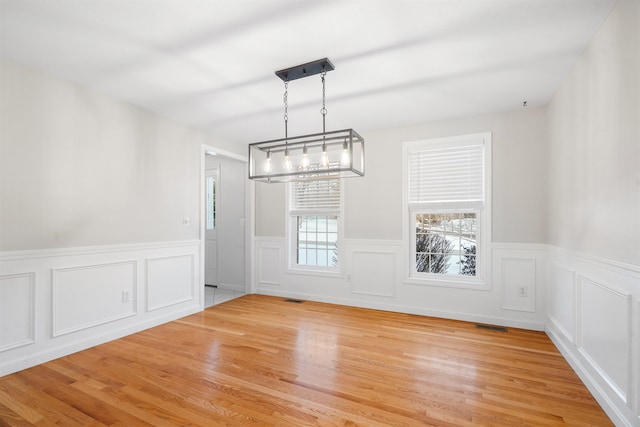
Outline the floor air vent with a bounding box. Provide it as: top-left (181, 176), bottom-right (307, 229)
top-left (284, 298), bottom-right (304, 304)
top-left (476, 324), bottom-right (508, 332)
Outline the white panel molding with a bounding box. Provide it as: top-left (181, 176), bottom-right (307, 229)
top-left (258, 246), bottom-right (281, 285)
top-left (546, 245), bottom-right (639, 427)
top-left (146, 254), bottom-right (195, 312)
top-left (577, 275), bottom-right (632, 403)
top-left (500, 257), bottom-right (536, 312)
top-left (345, 240), bottom-right (401, 298)
top-left (258, 287), bottom-right (546, 331)
top-left (350, 250), bottom-right (397, 297)
top-left (0, 240), bottom-right (201, 262)
top-left (255, 238), bottom-right (546, 330)
top-left (0, 303), bottom-right (200, 377)
top-left (52, 261), bottom-right (137, 337)
top-left (546, 325), bottom-right (634, 427)
top-left (0, 272), bottom-right (36, 352)
top-left (0, 240), bottom-right (201, 377)
top-left (547, 261), bottom-right (577, 344)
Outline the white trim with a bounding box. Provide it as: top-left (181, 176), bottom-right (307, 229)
top-left (546, 245), bottom-right (639, 427)
top-left (0, 303), bottom-right (201, 377)
top-left (546, 325), bottom-right (634, 427)
top-left (0, 272), bottom-right (36, 352)
top-left (285, 178), bottom-right (345, 275)
top-left (577, 275), bottom-right (632, 403)
top-left (200, 142), bottom-right (253, 299)
top-left (401, 132), bottom-right (492, 290)
top-left (51, 260), bottom-right (137, 337)
top-left (500, 257), bottom-right (537, 313)
top-left (549, 245), bottom-right (640, 276)
top-left (0, 240), bottom-right (200, 261)
top-left (257, 287), bottom-right (545, 331)
top-left (145, 254), bottom-right (195, 312)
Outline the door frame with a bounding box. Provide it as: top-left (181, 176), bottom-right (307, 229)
top-left (200, 143), bottom-right (254, 309)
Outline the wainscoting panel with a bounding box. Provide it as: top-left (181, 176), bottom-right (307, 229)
top-left (0, 273), bottom-right (35, 352)
top-left (258, 246), bottom-right (280, 285)
top-left (546, 246), bottom-right (639, 427)
top-left (578, 275), bottom-right (631, 403)
top-left (52, 261), bottom-right (136, 337)
top-left (500, 257), bottom-right (536, 312)
top-left (146, 255), bottom-right (194, 311)
top-left (0, 240), bottom-right (201, 376)
top-left (351, 250), bottom-right (396, 297)
top-left (256, 240), bottom-right (546, 331)
top-left (548, 262), bottom-right (576, 343)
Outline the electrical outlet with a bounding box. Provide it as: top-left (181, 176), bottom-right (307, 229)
top-left (518, 287), bottom-right (527, 297)
top-left (122, 290), bottom-right (131, 303)
top-left (183, 216), bottom-right (190, 226)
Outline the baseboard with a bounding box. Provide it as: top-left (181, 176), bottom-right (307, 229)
top-left (0, 303), bottom-right (201, 377)
top-left (546, 324), bottom-right (636, 427)
top-left (257, 288), bottom-right (545, 331)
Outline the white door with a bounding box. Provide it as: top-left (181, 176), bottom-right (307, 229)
top-left (204, 168), bottom-right (219, 286)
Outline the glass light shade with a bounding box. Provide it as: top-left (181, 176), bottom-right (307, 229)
top-left (249, 129), bottom-right (364, 183)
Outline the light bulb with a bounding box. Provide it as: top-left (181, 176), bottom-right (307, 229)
top-left (340, 140), bottom-right (350, 166)
top-left (320, 143), bottom-right (328, 167)
top-left (284, 147), bottom-right (292, 170)
top-left (301, 145), bottom-right (309, 168)
top-left (264, 151), bottom-right (272, 173)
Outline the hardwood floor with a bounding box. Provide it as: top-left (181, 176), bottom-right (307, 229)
top-left (0, 294), bottom-right (612, 426)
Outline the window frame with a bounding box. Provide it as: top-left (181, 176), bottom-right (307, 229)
top-left (286, 179), bottom-right (344, 277)
top-left (402, 133), bottom-right (492, 290)
top-left (205, 173), bottom-right (217, 231)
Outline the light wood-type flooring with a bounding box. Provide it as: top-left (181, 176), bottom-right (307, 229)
top-left (0, 294), bottom-right (612, 426)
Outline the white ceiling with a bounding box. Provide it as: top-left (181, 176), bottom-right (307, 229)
top-left (0, 0), bottom-right (615, 147)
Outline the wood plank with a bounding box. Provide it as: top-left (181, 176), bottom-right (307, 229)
top-left (0, 295), bottom-right (613, 426)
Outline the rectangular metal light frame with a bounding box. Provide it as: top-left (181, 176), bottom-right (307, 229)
top-left (248, 128), bottom-right (364, 183)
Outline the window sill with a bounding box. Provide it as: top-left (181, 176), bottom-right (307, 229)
top-left (404, 275), bottom-right (490, 291)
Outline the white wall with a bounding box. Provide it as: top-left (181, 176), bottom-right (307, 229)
top-left (256, 107), bottom-right (548, 243)
top-left (347, 107), bottom-right (548, 243)
top-left (0, 61), bottom-right (204, 375)
top-left (547, 1), bottom-right (639, 266)
top-left (0, 60), bottom-right (202, 251)
top-left (254, 107), bottom-right (549, 330)
top-left (546, 2), bottom-right (640, 426)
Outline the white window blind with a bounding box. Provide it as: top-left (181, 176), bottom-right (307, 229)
top-left (290, 179), bottom-right (341, 211)
top-left (408, 140), bottom-right (484, 208)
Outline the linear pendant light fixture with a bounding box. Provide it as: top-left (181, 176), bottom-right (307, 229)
top-left (249, 58), bottom-right (364, 183)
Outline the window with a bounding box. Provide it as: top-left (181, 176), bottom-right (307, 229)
top-left (404, 133), bottom-right (491, 286)
top-left (206, 175), bottom-right (216, 230)
top-left (289, 178), bottom-right (342, 271)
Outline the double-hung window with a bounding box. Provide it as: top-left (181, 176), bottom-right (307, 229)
top-left (288, 178), bottom-right (342, 272)
top-left (404, 133), bottom-right (491, 287)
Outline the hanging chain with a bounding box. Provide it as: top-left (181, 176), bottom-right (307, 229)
top-left (321, 71), bottom-right (327, 133)
top-left (283, 80), bottom-right (289, 140)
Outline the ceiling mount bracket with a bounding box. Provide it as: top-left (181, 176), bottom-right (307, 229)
top-left (275, 58), bottom-right (335, 82)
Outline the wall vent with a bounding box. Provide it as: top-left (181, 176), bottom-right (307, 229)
top-left (476, 324), bottom-right (508, 332)
top-left (284, 298), bottom-right (304, 304)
